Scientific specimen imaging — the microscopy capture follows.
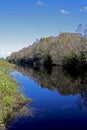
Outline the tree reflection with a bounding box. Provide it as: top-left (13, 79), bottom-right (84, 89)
top-left (17, 66), bottom-right (87, 110)
top-left (77, 87), bottom-right (87, 111)
top-left (6, 106), bottom-right (36, 130)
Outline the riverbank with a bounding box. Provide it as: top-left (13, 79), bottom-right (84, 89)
top-left (0, 59), bottom-right (30, 130)
top-left (6, 65), bottom-right (87, 130)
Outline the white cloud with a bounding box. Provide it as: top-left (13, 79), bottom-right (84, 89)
top-left (79, 6), bottom-right (87, 12)
top-left (36, 0), bottom-right (46, 6)
top-left (0, 51), bottom-right (11, 58)
top-left (60, 9), bottom-right (70, 15)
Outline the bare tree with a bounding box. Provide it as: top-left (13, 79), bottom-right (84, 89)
top-left (76, 24), bottom-right (83, 36)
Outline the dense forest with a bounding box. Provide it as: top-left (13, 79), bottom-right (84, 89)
top-left (6, 28), bottom-right (87, 70)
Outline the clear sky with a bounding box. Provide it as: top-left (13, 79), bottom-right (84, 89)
top-left (0, 0), bottom-right (87, 58)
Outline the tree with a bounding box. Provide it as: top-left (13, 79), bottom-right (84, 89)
top-left (76, 24), bottom-right (83, 36)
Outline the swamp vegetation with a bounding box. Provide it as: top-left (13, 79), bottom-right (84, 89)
top-left (0, 59), bottom-right (30, 130)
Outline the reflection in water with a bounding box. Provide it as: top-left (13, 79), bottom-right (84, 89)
top-left (17, 66), bottom-right (87, 110)
top-left (6, 105), bottom-right (37, 130)
top-left (7, 66), bottom-right (87, 130)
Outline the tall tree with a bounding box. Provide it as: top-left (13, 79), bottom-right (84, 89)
top-left (76, 24), bottom-right (83, 36)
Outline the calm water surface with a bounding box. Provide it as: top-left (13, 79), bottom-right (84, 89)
top-left (7, 67), bottom-right (87, 130)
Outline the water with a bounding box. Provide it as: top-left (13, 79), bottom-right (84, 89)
top-left (7, 67), bottom-right (87, 130)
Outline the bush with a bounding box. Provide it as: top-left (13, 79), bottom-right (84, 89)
top-left (63, 51), bottom-right (79, 66)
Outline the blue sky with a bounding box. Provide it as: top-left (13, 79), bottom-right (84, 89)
top-left (0, 0), bottom-right (87, 57)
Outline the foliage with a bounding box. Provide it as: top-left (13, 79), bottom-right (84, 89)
top-left (6, 32), bottom-right (87, 67)
top-left (63, 51), bottom-right (78, 65)
top-left (63, 51), bottom-right (87, 80)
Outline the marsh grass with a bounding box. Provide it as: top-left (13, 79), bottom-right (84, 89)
top-left (0, 59), bottom-right (30, 130)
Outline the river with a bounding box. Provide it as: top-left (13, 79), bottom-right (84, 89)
top-left (6, 66), bottom-right (87, 130)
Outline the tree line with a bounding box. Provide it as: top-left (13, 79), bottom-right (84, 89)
top-left (6, 29), bottom-right (87, 69)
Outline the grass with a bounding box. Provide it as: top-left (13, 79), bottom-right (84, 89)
top-left (0, 58), bottom-right (30, 130)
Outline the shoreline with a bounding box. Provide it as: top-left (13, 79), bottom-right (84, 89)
top-left (0, 59), bottom-right (31, 130)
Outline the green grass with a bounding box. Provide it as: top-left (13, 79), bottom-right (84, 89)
top-left (0, 59), bottom-right (30, 130)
